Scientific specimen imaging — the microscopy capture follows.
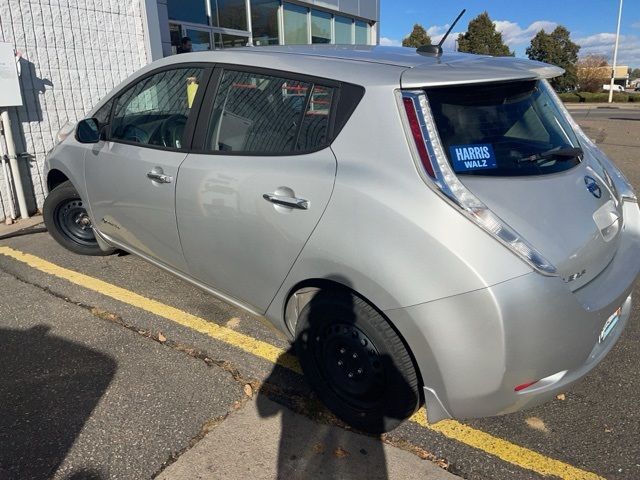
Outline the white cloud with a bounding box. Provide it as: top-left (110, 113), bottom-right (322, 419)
top-left (422, 19), bottom-right (555, 53)
top-left (380, 36), bottom-right (402, 47)
top-left (494, 20), bottom-right (558, 46)
top-left (424, 24), bottom-right (463, 52)
top-left (575, 32), bottom-right (640, 67)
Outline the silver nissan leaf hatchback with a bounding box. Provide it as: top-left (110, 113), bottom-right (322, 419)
top-left (43, 46), bottom-right (640, 433)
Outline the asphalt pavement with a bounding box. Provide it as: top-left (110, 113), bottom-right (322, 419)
top-left (0, 109), bottom-right (639, 480)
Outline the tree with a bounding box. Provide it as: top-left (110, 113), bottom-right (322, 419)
top-left (403, 24), bottom-right (431, 48)
top-left (630, 68), bottom-right (640, 80)
top-left (577, 55), bottom-right (609, 92)
top-left (457, 12), bottom-right (512, 56)
top-left (526, 26), bottom-right (580, 92)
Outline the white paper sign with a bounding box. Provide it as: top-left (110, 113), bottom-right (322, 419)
top-left (0, 43), bottom-right (22, 107)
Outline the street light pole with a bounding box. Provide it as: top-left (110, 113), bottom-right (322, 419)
top-left (608, 0), bottom-right (624, 103)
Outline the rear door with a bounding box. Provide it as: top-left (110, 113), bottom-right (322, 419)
top-left (85, 65), bottom-right (209, 272)
top-left (423, 79), bottom-right (623, 289)
top-left (176, 67), bottom-right (339, 312)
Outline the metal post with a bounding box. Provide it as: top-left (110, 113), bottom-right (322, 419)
top-left (244, 0), bottom-right (253, 46)
top-left (0, 109), bottom-right (29, 219)
top-left (608, 0), bottom-right (624, 103)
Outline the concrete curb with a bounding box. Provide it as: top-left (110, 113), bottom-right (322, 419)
top-left (156, 398), bottom-right (459, 480)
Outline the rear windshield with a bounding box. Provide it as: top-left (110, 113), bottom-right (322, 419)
top-left (426, 80), bottom-right (581, 177)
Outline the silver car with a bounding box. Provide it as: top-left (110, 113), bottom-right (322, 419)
top-left (43, 46), bottom-right (640, 433)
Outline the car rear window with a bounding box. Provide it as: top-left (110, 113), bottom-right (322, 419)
top-left (426, 80), bottom-right (582, 177)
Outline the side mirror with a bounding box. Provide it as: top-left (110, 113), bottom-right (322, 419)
top-left (76, 118), bottom-right (101, 143)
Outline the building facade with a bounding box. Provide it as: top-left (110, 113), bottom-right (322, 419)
top-left (0, 0), bottom-right (379, 221)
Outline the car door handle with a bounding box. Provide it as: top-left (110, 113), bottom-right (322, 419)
top-left (263, 193), bottom-right (309, 210)
top-left (147, 170), bottom-right (173, 184)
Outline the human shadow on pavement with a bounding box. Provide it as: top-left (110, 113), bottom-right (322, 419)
top-left (257, 286), bottom-right (419, 480)
top-left (0, 325), bottom-right (116, 480)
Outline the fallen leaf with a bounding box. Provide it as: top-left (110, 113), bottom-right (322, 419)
top-left (158, 332), bottom-right (167, 343)
top-left (243, 384), bottom-right (253, 397)
top-left (604, 426), bottom-right (613, 433)
top-left (525, 416), bottom-right (549, 433)
top-left (226, 317), bottom-right (241, 328)
top-left (334, 447), bottom-right (350, 458)
top-left (312, 443), bottom-right (325, 455)
top-left (556, 393), bottom-right (566, 401)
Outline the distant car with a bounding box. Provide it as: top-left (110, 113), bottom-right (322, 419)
top-left (634, 85), bottom-right (640, 92)
top-left (603, 83), bottom-right (625, 92)
top-left (43, 46), bottom-right (640, 433)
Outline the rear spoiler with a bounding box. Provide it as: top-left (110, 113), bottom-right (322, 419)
top-left (401, 55), bottom-right (564, 89)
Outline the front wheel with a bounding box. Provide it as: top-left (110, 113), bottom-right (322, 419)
top-left (43, 181), bottom-right (114, 256)
top-left (295, 289), bottom-right (421, 433)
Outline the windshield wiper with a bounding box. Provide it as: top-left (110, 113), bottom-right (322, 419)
top-left (516, 147), bottom-right (583, 164)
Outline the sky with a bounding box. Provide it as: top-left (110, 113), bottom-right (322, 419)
top-left (380, 0), bottom-right (640, 67)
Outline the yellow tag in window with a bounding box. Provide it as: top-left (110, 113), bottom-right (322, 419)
top-left (187, 77), bottom-right (199, 108)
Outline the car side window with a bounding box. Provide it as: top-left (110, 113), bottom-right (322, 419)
top-left (205, 70), bottom-right (335, 154)
top-left (110, 67), bottom-right (204, 149)
top-left (93, 99), bottom-right (114, 129)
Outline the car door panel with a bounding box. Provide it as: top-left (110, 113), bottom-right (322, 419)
top-left (83, 65), bottom-right (209, 272)
top-left (85, 142), bottom-right (188, 271)
top-left (176, 149), bottom-right (336, 312)
top-left (176, 67), bottom-right (338, 312)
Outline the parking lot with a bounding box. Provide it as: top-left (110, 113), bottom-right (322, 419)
top-left (0, 105), bottom-right (639, 480)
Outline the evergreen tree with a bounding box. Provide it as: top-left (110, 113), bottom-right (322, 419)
top-left (457, 12), bottom-right (512, 56)
top-left (526, 26), bottom-right (580, 92)
top-left (402, 24), bottom-right (431, 48)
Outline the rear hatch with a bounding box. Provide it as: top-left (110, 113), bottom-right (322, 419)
top-left (405, 77), bottom-right (623, 290)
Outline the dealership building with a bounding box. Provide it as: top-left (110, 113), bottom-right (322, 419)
top-left (0, 0), bottom-right (379, 221)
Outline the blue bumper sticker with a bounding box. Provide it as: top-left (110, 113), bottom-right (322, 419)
top-left (449, 144), bottom-right (497, 172)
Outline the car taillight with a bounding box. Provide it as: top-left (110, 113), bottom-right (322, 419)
top-left (397, 90), bottom-right (557, 276)
top-left (402, 97), bottom-right (435, 178)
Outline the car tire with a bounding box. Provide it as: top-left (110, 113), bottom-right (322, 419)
top-left (43, 181), bottom-right (115, 256)
top-left (295, 289), bottom-right (421, 433)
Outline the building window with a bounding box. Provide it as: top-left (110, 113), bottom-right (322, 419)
top-left (216, 0), bottom-right (248, 30)
top-left (355, 19), bottom-right (369, 45)
top-left (251, 0), bottom-right (280, 46)
top-left (334, 15), bottom-right (353, 44)
top-left (283, 3), bottom-right (308, 44)
top-left (218, 33), bottom-right (250, 48)
top-left (168, 0), bottom-right (209, 25)
top-left (185, 28), bottom-right (213, 51)
top-left (311, 10), bottom-right (331, 44)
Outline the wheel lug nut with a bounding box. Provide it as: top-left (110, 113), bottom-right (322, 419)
top-left (339, 348), bottom-right (346, 354)
top-left (357, 368), bottom-right (363, 374)
top-left (348, 372), bottom-right (354, 378)
top-left (352, 353), bottom-right (358, 359)
top-left (337, 360), bottom-right (343, 366)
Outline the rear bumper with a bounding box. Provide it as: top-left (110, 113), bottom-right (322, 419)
top-left (385, 200), bottom-right (640, 422)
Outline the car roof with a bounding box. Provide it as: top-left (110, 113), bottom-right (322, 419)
top-left (171, 45), bottom-right (564, 87)
top-left (93, 45), bottom-right (564, 115)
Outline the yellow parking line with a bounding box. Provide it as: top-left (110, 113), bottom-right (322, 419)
top-left (0, 245), bottom-right (603, 480)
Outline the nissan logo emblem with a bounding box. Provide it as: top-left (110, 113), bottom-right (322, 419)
top-left (584, 176), bottom-right (602, 199)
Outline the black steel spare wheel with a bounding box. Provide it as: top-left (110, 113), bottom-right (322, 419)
top-left (318, 323), bottom-right (386, 408)
top-left (54, 198), bottom-right (95, 246)
top-left (295, 289), bottom-right (421, 433)
top-left (43, 180), bottom-right (115, 256)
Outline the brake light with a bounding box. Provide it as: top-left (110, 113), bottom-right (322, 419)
top-left (402, 97), bottom-right (435, 178)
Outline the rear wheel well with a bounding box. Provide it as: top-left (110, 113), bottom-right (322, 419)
top-left (47, 169), bottom-right (69, 193)
top-left (284, 278), bottom-right (424, 393)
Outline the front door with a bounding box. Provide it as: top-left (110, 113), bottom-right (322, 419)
top-left (176, 68), bottom-right (338, 312)
top-left (85, 66), bottom-right (207, 272)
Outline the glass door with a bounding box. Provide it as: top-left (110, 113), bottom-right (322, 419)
top-left (184, 27), bottom-right (213, 51)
